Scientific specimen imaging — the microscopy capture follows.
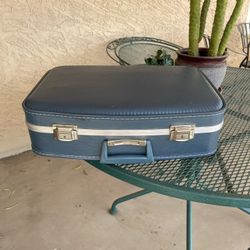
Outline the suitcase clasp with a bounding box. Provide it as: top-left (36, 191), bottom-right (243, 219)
top-left (52, 124), bottom-right (78, 141)
top-left (170, 125), bottom-right (195, 142)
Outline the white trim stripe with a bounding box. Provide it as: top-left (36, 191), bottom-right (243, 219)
top-left (26, 122), bottom-right (223, 137)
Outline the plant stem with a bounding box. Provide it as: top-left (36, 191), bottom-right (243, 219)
top-left (208, 0), bottom-right (228, 56)
top-left (189, 0), bottom-right (201, 56)
top-left (218, 0), bottom-right (245, 56)
top-left (199, 0), bottom-right (211, 43)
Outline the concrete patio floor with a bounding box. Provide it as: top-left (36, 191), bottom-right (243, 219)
top-left (0, 151), bottom-right (249, 250)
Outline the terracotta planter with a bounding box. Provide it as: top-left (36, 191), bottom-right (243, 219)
top-left (175, 48), bottom-right (228, 89)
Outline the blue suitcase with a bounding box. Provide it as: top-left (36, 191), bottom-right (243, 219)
top-left (23, 66), bottom-right (225, 164)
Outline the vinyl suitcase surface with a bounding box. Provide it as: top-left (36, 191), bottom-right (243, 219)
top-left (23, 66), bottom-right (226, 164)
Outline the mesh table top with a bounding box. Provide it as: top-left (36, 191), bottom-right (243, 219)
top-left (88, 67), bottom-right (250, 207)
top-left (117, 42), bottom-right (179, 65)
top-left (107, 37), bottom-right (182, 65)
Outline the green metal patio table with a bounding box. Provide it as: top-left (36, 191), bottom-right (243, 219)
top-left (87, 67), bottom-right (250, 250)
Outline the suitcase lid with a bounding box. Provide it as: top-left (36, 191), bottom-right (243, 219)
top-left (24, 66), bottom-right (225, 117)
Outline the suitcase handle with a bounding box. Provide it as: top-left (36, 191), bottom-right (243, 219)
top-left (100, 139), bottom-right (154, 164)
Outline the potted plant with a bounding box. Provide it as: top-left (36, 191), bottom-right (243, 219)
top-left (175, 0), bottom-right (245, 89)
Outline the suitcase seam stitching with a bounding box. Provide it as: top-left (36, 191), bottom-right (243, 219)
top-left (32, 148), bottom-right (216, 159)
top-left (24, 110), bottom-right (224, 120)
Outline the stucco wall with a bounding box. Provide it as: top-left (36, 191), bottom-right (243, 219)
top-left (0, 0), bottom-right (249, 158)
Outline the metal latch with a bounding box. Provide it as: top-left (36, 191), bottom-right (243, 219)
top-left (52, 124), bottom-right (78, 141)
top-left (170, 125), bottom-right (195, 142)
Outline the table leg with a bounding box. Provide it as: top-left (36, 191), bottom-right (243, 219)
top-left (239, 207), bottom-right (250, 215)
top-left (109, 189), bottom-right (151, 215)
top-left (186, 200), bottom-right (193, 250)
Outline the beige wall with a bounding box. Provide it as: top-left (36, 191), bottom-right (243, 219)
top-left (0, 0), bottom-right (249, 158)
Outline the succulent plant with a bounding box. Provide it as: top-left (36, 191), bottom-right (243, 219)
top-left (145, 49), bottom-right (174, 65)
top-left (189, 0), bottom-right (245, 57)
